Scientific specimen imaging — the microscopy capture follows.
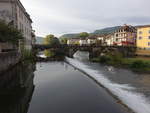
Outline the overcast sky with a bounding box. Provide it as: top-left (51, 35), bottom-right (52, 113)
top-left (20, 0), bottom-right (150, 37)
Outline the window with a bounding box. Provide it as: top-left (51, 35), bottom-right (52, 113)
top-left (139, 31), bottom-right (142, 34)
top-left (148, 42), bottom-right (150, 46)
top-left (139, 37), bottom-right (142, 40)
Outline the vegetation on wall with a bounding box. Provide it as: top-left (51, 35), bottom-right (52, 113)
top-left (21, 48), bottom-right (36, 62)
top-left (0, 20), bottom-right (23, 45)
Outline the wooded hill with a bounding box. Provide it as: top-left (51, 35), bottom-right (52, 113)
top-left (59, 26), bottom-right (121, 39)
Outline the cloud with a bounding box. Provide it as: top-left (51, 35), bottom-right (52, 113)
top-left (20, 0), bottom-right (150, 36)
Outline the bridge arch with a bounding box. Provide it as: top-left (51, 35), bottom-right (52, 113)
top-left (33, 44), bottom-right (137, 58)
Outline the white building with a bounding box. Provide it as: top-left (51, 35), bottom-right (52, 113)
top-left (0, 0), bottom-right (33, 49)
top-left (103, 25), bottom-right (136, 46)
top-left (111, 25), bottom-right (136, 46)
top-left (79, 39), bottom-right (87, 45)
top-left (104, 34), bottom-right (114, 46)
top-left (87, 38), bottom-right (96, 45)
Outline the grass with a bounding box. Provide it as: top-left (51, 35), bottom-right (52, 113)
top-left (91, 54), bottom-right (150, 73)
top-left (122, 58), bottom-right (150, 65)
top-left (122, 58), bottom-right (150, 72)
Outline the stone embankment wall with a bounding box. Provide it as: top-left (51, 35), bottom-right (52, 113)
top-left (0, 51), bottom-right (21, 74)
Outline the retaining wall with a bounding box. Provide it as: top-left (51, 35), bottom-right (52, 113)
top-left (0, 51), bottom-right (21, 74)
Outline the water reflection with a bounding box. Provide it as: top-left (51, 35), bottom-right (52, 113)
top-left (0, 62), bottom-right (36, 113)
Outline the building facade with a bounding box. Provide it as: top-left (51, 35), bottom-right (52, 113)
top-left (0, 0), bottom-right (33, 49)
top-left (67, 38), bottom-right (80, 45)
top-left (136, 25), bottom-right (150, 49)
top-left (112, 25), bottom-right (136, 46)
top-left (79, 38), bottom-right (87, 45)
top-left (104, 34), bottom-right (114, 46)
top-left (103, 25), bottom-right (136, 46)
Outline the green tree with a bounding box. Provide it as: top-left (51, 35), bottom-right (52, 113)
top-left (44, 34), bottom-right (60, 46)
top-left (0, 20), bottom-right (23, 45)
top-left (44, 49), bottom-right (55, 57)
top-left (60, 37), bottom-right (68, 44)
top-left (79, 32), bottom-right (89, 38)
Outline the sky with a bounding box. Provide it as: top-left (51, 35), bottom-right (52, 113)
top-left (20, 0), bottom-right (150, 37)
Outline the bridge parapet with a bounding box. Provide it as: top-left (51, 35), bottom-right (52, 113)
top-left (33, 44), bottom-right (137, 58)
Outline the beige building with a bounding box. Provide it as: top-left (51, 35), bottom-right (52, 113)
top-left (0, 0), bottom-right (33, 49)
top-left (67, 38), bottom-right (80, 45)
top-left (135, 25), bottom-right (150, 56)
top-left (136, 25), bottom-right (150, 49)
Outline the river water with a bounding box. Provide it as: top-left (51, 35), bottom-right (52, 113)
top-left (66, 56), bottom-right (150, 113)
top-left (0, 54), bottom-right (150, 113)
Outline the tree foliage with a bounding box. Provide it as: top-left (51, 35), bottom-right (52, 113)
top-left (44, 49), bottom-right (55, 57)
top-left (44, 34), bottom-right (60, 46)
top-left (60, 38), bottom-right (68, 44)
top-left (0, 20), bottom-right (23, 45)
top-left (79, 32), bottom-right (89, 38)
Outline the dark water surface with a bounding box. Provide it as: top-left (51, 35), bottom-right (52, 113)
top-left (0, 62), bottom-right (35, 113)
top-left (0, 62), bottom-right (130, 113)
top-left (27, 62), bottom-right (129, 113)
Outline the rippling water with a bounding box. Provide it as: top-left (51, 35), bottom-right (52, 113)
top-left (66, 57), bottom-right (150, 113)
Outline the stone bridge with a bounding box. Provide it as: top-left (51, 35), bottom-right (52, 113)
top-left (33, 44), bottom-right (136, 58)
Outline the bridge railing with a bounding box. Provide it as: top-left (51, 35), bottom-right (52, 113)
top-left (33, 44), bottom-right (137, 49)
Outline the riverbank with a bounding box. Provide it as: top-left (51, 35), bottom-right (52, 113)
top-left (91, 55), bottom-right (150, 73)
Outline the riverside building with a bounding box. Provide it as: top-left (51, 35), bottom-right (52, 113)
top-left (136, 25), bottom-right (150, 56)
top-left (0, 0), bottom-right (34, 49)
top-left (136, 25), bottom-right (150, 49)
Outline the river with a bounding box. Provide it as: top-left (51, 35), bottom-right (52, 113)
top-left (0, 55), bottom-right (150, 113)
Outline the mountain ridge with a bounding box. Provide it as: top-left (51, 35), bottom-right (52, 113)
top-left (59, 26), bottom-right (121, 39)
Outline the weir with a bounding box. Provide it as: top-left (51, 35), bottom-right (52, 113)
top-left (66, 57), bottom-right (150, 113)
top-left (73, 51), bottom-right (89, 61)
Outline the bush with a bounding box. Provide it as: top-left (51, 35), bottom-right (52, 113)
top-left (130, 60), bottom-right (150, 69)
top-left (99, 52), bottom-right (123, 65)
top-left (110, 53), bottom-right (123, 65)
top-left (99, 55), bottom-right (111, 63)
